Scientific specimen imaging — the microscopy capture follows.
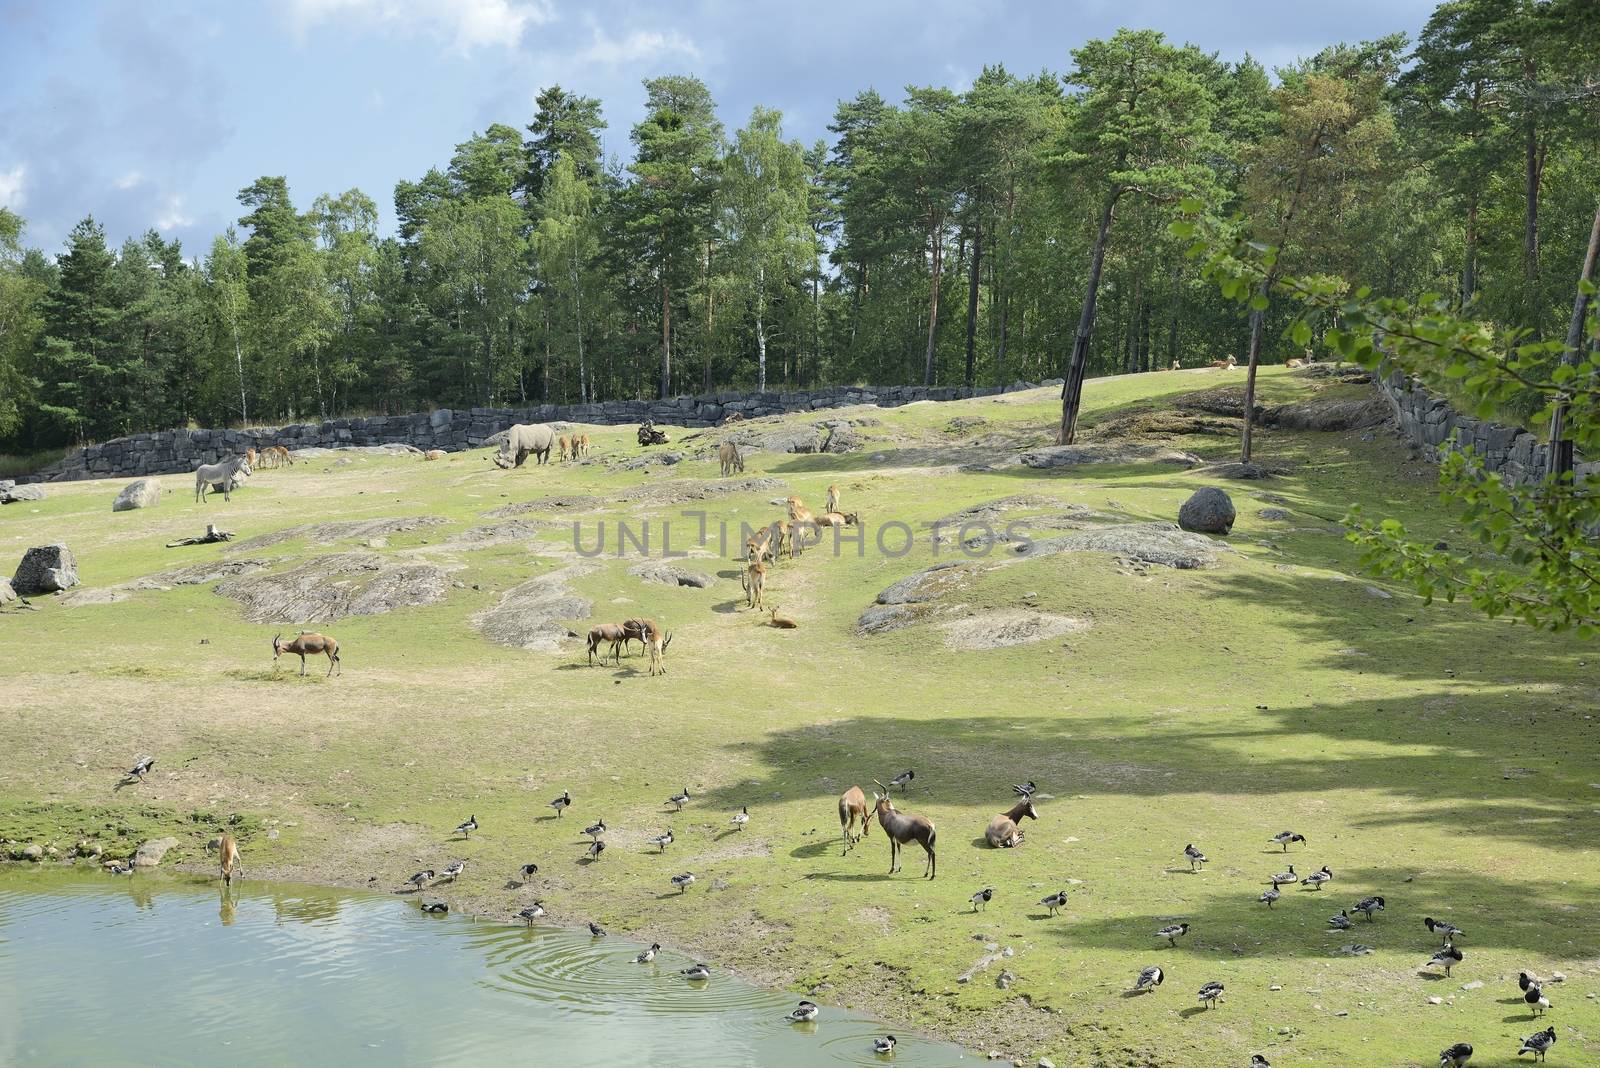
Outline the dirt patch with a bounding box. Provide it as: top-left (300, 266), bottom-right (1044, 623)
top-left (215, 551), bottom-right (456, 623)
top-left (58, 588), bottom-right (130, 608)
top-left (228, 517), bottom-right (448, 552)
top-left (1016, 522), bottom-right (1223, 569)
top-left (939, 610), bottom-right (1092, 650)
top-left (473, 562), bottom-right (595, 652)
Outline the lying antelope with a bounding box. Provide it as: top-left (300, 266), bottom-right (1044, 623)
top-left (838, 786), bottom-right (875, 853)
top-left (587, 623), bottom-right (627, 665)
top-left (985, 798), bottom-right (1038, 848)
top-left (743, 560), bottom-right (767, 611)
top-left (1169, 359), bottom-right (1181, 371)
top-left (721, 411), bottom-right (745, 424)
top-left (218, 833), bottom-right (242, 885)
top-left (1210, 355), bottom-right (1238, 370)
top-left (814, 511), bottom-right (855, 528)
top-left (424, 449), bottom-right (445, 461)
top-left (873, 780), bottom-right (936, 879)
top-left (825, 484), bottom-right (840, 515)
top-left (768, 607), bottom-right (798, 629)
top-left (273, 632), bottom-right (341, 677)
top-left (558, 435), bottom-right (572, 462)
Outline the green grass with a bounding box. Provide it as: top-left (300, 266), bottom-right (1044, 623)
top-left (1, 366), bottom-right (1595, 1066)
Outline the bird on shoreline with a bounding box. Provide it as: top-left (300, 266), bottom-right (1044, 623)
top-left (1439, 1041), bottom-right (1473, 1067)
top-left (402, 869), bottom-right (434, 891)
top-left (1158, 922), bottom-right (1190, 947)
top-left (1352, 895), bottom-right (1385, 921)
top-left (439, 860), bottom-right (465, 882)
top-left (667, 787), bottom-right (691, 811)
top-left (1268, 864), bottom-right (1297, 888)
top-left (420, 899), bottom-right (448, 914)
top-left (517, 862), bottom-right (539, 882)
top-left (1259, 888), bottom-right (1280, 908)
top-left (517, 902), bottom-right (545, 925)
top-left (1517, 1027), bottom-right (1556, 1061)
top-left (670, 872), bottom-right (696, 893)
top-left (1426, 917), bottom-right (1464, 943)
top-left (872, 1035), bottom-right (897, 1055)
top-left (582, 819), bottom-right (607, 841)
top-left (786, 1000), bottom-right (819, 1023)
top-left (105, 860), bottom-right (133, 875)
top-left (1184, 844), bottom-right (1207, 871)
top-left (1301, 865), bottom-right (1333, 890)
top-left (681, 963), bottom-right (711, 981)
top-left (1012, 781), bottom-right (1036, 798)
top-left (1133, 966), bottom-right (1164, 992)
top-left (1196, 981), bottom-right (1224, 1008)
top-left (549, 790), bottom-right (571, 817)
top-left (1328, 909), bottom-right (1354, 930)
top-left (1040, 890), bottom-right (1069, 916)
top-left (1269, 831), bottom-right (1306, 852)
top-left (731, 806), bottom-right (749, 831)
top-left (649, 830), bottom-right (674, 852)
top-left (971, 886), bottom-right (994, 911)
top-left (588, 922), bottom-right (606, 938)
top-left (634, 943), bottom-right (661, 963)
top-left (454, 815), bottom-right (477, 838)
top-left (1425, 944), bottom-right (1464, 977)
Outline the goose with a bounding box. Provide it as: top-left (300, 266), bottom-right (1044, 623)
top-left (1426, 917), bottom-right (1464, 943)
top-left (1184, 844), bottom-right (1207, 871)
top-left (634, 943), bottom-right (662, 964)
top-left (420, 899), bottom-right (448, 914)
top-left (586, 840), bottom-right (606, 861)
top-left (587, 921), bottom-right (606, 938)
top-left (971, 886), bottom-right (994, 912)
top-left (1439, 1042), bottom-right (1473, 1068)
top-left (1012, 781), bottom-right (1037, 798)
top-left (582, 819), bottom-right (607, 840)
top-left (1300, 865), bottom-right (1333, 890)
top-left (872, 1035), bottom-right (897, 1055)
top-left (126, 756), bottom-right (155, 780)
top-left (517, 902), bottom-right (545, 924)
top-left (1133, 965), bottom-right (1164, 992)
top-left (888, 769), bottom-right (914, 792)
top-left (1259, 888), bottom-right (1280, 908)
top-left (649, 830), bottom-right (675, 852)
top-left (548, 790), bottom-right (571, 817)
top-left (1519, 971), bottom-right (1541, 992)
top-left (1352, 895), bottom-right (1385, 921)
top-left (1524, 984), bottom-right (1550, 1016)
top-left (1196, 980), bottom-right (1223, 1008)
top-left (1039, 890), bottom-right (1069, 916)
top-left (670, 872), bottom-right (696, 893)
top-left (786, 1000), bottom-right (819, 1023)
top-left (454, 814), bottom-right (478, 838)
top-left (731, 806), bottom-right (749, 831)
top-left (1268, 864), bottom-right (1297, 888)
top-left (1269, 831), bottom-right (1306, 852)
top-left (403, 869), bottom-right (434, 890)
top-left (681, 963), bottom-right (712, 981)
top-left (1425, 944), bottom-right (1463, 977)
top-left (1516, 1027), bottom-right (1555, 1061)
top-left (1157, 922), bottom-right (1190, 946)
top-left (517, 862), bottom-right (539, 881)
top-left (439, 860), bottom-right (465, 881)
top-left (667, 787), bottom-right (691, 811)
top-left (1251, 1056), bottom-right (1272, 1068)
top-left (1328, 908), bottom-right (1354, 930)
top-left (105, 860), bottom-right (133, 875)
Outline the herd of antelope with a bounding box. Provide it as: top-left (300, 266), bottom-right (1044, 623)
top-left (740, 487), bottom-right (856, 626)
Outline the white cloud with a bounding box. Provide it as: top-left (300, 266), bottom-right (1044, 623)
top-left (571, 25), bottom-right (701, 68)
top-left (284, 0), bottom-right (551, 53)
top-left (114, 170), bottom-right (143, 190)
top-left (0, 165), bottom-right (26, 210)
top-left (155, 194), bottom-right (193, 232)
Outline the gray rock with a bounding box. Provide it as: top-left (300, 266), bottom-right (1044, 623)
top-left (1018, 443), bottom-right (1201, 469)
top-left (628, 563), bottom-right (714, 589)
top-left (856, 603), bottom-right (919, 635)
top-left (821, 422), bottom-right (860, 453)
top-left (1208, 462), bottom-right (1271, 480)
top-left (1018, 523), bottom-right (1220, 570)
top-left (0, 577), bottom-right (14, 605)
top-left (13, 544), bottom-right (79, 595)
top-left (1460, 980), bottom-right (1483, 991)
top-left (20, 843), bottom-right (44, 861)
top-left (1258, 508), bottom-right (1293, 521)
top-left (758, 427), bottom-right (823, 454)
top-left (1, 483), bottom-right (45, 503)
top-left (132, 836), bottom-right (180, 868)
top-left (112, 478), bottom-right (162, 512)
top-left (1178, 487), bottom-right (1236, 535)
top-left (875, 561), bottom-right (973, 605)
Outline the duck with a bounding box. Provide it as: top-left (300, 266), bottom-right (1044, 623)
top-left (548, 790), bottom-right (571, 817)
top-left (731, 806), bottom-right (749, 830)
top-left (786, 1000), bottom-right (819, 1023)
top-left (1133, 965), bottom-right (1164, 992)
top-left (1300, 865), bottom-right (1333, 890)
top-left (439, 860), bottom-right (465, 881)
top-left (1426, 916), bottom-right (1464, 943)
top-left (1196, 981), bottom-right (1224, 1008)
top-left (1352, 895), bottom-right (1385, 921)
top-left (1184, 843), bottom-right (1208, 871)
top-left (126, 756), bottom-right (155, 780)
top-left (454, 814), bottom-right (478, 838)
top-left (670, 872), bottom-right (696, 893)
top-left (1268, 864), bottom-right (1297, 888)
top-left (586, 840), bottom-right (606, 861)
top-left (587, 921), bottom-right (606, 938)
top-left (1517, 1026), bottom-right (1556, 1061)
top-left (582, 819), bottom-right (607, 840)
top-left (1251, 1056), bottom-right (1272, 1068)
top-left (1158, 922), bottom-right (1190, 946)
top-left (1425, 944), bottom-right (1464, 977)
top-left (420, 898), bottom-right (449, 914)
top-left (1259, 888), bottom-right (1280, 908)
top-left (1012, 781), bottom-right (1037, 798)
top-left (1439, 1042), bottom-right (1473, 1068)
top-left (517, 862), bottom-right (539, 881)
top-left (1269, 831), bottom-right (1306, 852)
top-left (667, 787), bottom-right (691, 811)
top-left (872, 1035), bottom-right (897, 1055)
top-left (634, 943), bottom-right (662, 964)
top-left (681, 963), bottom-right (712, 981)
top-left (649, 830), bottom-right (675, 852)
top-left (403, 869), bottom-right (434, 890)
top-left (1524, 984), bottom-right (1550, 1016)
top-left (1039, 890), bottom-right (1069, 916)
top-left (1328, 908), bottom-right (1354, 930)
top-left (517, 902), bottom-right (545, 924)
top-left (888, 770), bottom-right (914, 792)
top-left (971, 886), bottom-right (994, 912)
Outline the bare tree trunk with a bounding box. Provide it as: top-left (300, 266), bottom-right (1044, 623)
top-left (1463, 196), bottom-right (1479, 305)
top-left (1240, 301), bottom-right (1267, 461)
top-left (965, 213), bottom-right (982, 388)
top-left (660, 275), bottom-right (672, 400)
top-left (1059, 192), bottom-right (1117, 444)
top-left (923, 220), bottom-right (944, 386)
top-left (702, 239), bottom-right (713, 394)
top-left (1524, 115), bottom-right (1543, 335)
top-left (571, 257), bottom-right (587, 405)
top-left (755, 264), bottom-right (768, 392)
top-left (1547, 199), bottom-right (1600, 479)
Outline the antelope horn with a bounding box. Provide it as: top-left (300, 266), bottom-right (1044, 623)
top-left (873, 779), bottom-right (888, 795)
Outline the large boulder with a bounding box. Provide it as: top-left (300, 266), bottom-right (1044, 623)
top-left (13, 544), bottom-right (79, 595)
top-left (1018, 444), bottom-right (1202, 469)
top-left (628, 563), bottom-right (715, 589)
top-left (1178, 487), bottom-right (1236, 535)
top-left (112, 478), bottom-right (162, 512)
top-left (1, 483), bottom-right (45, 504)
top-left (1017, 522), bottom-right (1221, 570)
top-left (821, 421), bottom-right (861, 453)
top-left (132, 837), bottom-right (180, 868)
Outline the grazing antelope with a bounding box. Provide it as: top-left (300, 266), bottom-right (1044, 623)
top-left (558, 435), bottom-right (572, 462)
top-left (586, 623), bottom-right (627, 665)
top-left (838, 786), bottom-right (875, 853)
top-left (872, 780), bottom-right (936, 879)
top-left (641, 618), bottom-right (672, 676)
top-left (718, 442), bottom-right (744, 477)
top-left (1210, 355), bottom-right (1238, 370)
top-left (825, 484), bottom-right (840, 515)
top-left (194, 454), bottom-right (252, 503)
top-left (743, 560), bottom-right (767, 611)
top-left (218, 834), bottom-right (241, 885)
top-left (985, 797), bottom-right (1037, 848)
top-left (424, 449), bottom-right (445, 461)
top-left (768, 607), bottom-right (798, 629)
top-left (272, 632), bottom-right (341, 676)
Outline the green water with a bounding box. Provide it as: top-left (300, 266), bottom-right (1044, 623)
top-left (0, 869), bottom-right (969, 1067)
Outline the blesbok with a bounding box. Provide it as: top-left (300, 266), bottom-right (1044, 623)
top-left (743, 560), bottom-right (767, 610)
top-left (718, 442), bottom-right (744, 477)
top-left (577, 433), bottom-right (590, 458)
top-left (272, 632), bottom-right (341, 676)
top-left (985, 798), bottom-right (1038, 848)
top-left (641, 619), bottom-right (672, 676)
top-left (814, 511), bottom-right (854, 528)
top-left (872, 780), bottom-right (936, 879)
top-left (745, 526), bottom-right (774, 566)
top-left (1210, 355), bottom-right (1238, 370)
top-left (825, 484), bottom-right (840, 515)
top-left (837, 786), bottom-right (875, 853)
top-left (195, 454), bottom-right (252, 503)
top-left (558, 435), bottom-right (572, 462)
top-left (622, 617), bottom-right (652, 657)
top-left (768, 607), bottom-right (798, 629)
top-left (244, 447), bottom-right (258, 468)
top-left (218, 833), bottom-right (242, 885)
top-left (586, 623), bottom-right (627, 665)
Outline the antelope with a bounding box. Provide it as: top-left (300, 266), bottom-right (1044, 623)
top-left (577, 433), bottom-right (590, 457)
top-left (424, 449), bottom-right (445, 461)
top-left (1169, 359), bottom-right (1181, 371)
top-left (640, 618), bottom-right (672, 675)
top-left (786, 496), bottom-right (814, 525)
top-left (768, 607), bottom-right (798, 629)
top-left (743, 560), bottom-right (767, 610)
top-left (1210, 355), bottom-right (1238, 370)
top-left (745, 526), bottom-right (774, 566)
top-left (985, 797), bottom-right (1037, 848)
top-left (814, 511), bottom-right (853, 528)
top-left (825, 484), bottom-right (840, 515)
top-left (586, 623), bottom-right (627, 665)
top-left (838, 786), bottom-right (874, 853)
top-left (622, 617), bottom-right (652, 657)
top-left (1286, 357), bottom-right (1305, 368)
top-left (721, 410), bottom-right (745, 424)
top-left (718, 442), bottom-right (744, 477)
top-left (218, 834), bottom-right (242, 885)
top-left (272, 632), bottom-right (341, 676)
top-left (244, 447), bottom-right (258, 468)
top-left (558, 435), bottom-right (572, 462)
top-left (872, 780), bottom-right (936, 879)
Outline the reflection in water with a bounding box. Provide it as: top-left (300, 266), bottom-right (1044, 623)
top-left (0, 870), bottom-right (969, 1068)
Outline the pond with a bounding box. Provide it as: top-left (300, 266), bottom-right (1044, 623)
top-left (0, 869), bottom-right (971, 1067)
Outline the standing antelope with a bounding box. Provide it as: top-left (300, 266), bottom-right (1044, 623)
top-left (745, 526), bottom-right (774, 566)
top-left (743, 560), bottom-right (767, 610)
top-left (718, 442), bottom-right (744, 477)
top-left (985, 798), bottom-right (1037, 848)
top-left (872, 780), bottom-right (936, 879)
top-left (838, 786), bottom-right (874, 853)
top-left (638, 618), bottom-right (671, 676)
top-left (218, 833), bottom-right (242, 885)
top-left (558, 435), bottom-right (572, 462)
top-left (272, 632), bottom-right (341, 676)
top-left (825, 484), bottom-right (840, 515)
top-left (587, 623), bottom-right (626, 665)
top-left (244, 447), bottom-right (258, 468)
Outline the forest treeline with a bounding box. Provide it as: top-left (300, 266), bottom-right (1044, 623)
top-left (0, 0), bottom-right (1595, 454)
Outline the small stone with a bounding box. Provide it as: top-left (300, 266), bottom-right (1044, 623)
top-left (1269, 984), bottom-right (1282, 991)
top-left (1278, 1028), bottom-right (1291, 1036)
top-left (1427, 997), bottom-right (1443, 1005)
top-left (1550, 972), bottom-right (1566, 983)
top-left (1001, 947), bottom-right (1014, 957)
top-left (133, 836), bottom-right (180, 867)
top-left (1038, 1059), bottom-right (1055, 1068)
top-left (1334, 1010), bottom-right (1349, 1017)
top-left (1461, 981), bottom-right (1483, 991)
top-left (20, 844), bottom-right (43, 861)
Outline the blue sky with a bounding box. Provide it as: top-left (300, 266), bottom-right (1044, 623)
top-left (0, 0), bottom-right (1437, 257)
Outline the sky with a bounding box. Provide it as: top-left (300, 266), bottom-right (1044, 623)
top-left (0, 0), bottom-right (1438, 257)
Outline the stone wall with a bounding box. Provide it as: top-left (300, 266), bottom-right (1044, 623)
top-left (23, 379), bottom-right (1059, 483)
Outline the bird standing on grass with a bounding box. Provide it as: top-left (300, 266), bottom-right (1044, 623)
top-left (1158, 922), bottom-right (1190, 947)
top-left (582, 819), bottom-right (607, 841)
top-left (1519, 971), bottom-right (1541, 992)
top-left (1352, 895), bottom-right (1385, 921)
top-left (731, 806), bottom-right (749, 831)
top-left (971, 887), bottom-right (994, 911)
top-left (667, 787), bottom-right (691, 811)
top-left (586, 840), bottom-right (605, 861)
top-left (888, 770), bottom-right (914, 792)
top-left (1196, 981), bottom-right (1223, 1008)
top-left (1328, 909), bottom-right (1354, 931)
top-left (1250, 1055), bottom-right (1272, 1068)
top-left (1184, 844), bottom-right (1207, 871)
top-left (649, 831), bottom-right (674, 852)
top-left (454, 815), bottom-right (477, 838)
top-left (126, 756), bottom-right (155, 781)
top-left (1039, 890), bottom-right (1069, 916)
top-left (1259, 888), bottom-right (1280, 908)
top-left (670, 872), bottom-right (696, 893)
top-left (402, 870), bottom-right (433, 891)
top-left (518, 862), bottom-right (539, 882)
top-left (1426, 917), bottom-right (1464, 943)
top-left (1269, 831), bottom-right (1306, 852)
top-left (1012, 781), bottom-right (1036, 798)
top-left (1425, 944), bottom-right (1464, 977)
top-left (1301, 865), bottom-right (1333, 890)
top-left (439, 860), bottom-right (465, 881)
top-left (1133, 966), bottom-right (1163, 992)
top-left (1438, 1041), bottom-right (1473, 1068)
top-left (1517, 1027), bottom-right (1555, 1061)
top-left (1524, 983), bottom-right (1551, 1016)
top-left (549, 790), bottom-right (571, 817)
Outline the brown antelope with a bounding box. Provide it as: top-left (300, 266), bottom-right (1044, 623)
top-left (424, 449), bottom-right (445, 461)
top-left (272, 632), bottom-right (341, 676)
top-left (218, 833), bottom-right (242, 885)
top-left (872, 781), bottom-right (936, 879)
top-left (718, 442), bottom-right (744, 477)
top-left (264, 445), bottom-right (292, 467)
top-left (244, 447), bottom-right (258, 468)
top-left (641, 619), bottom-right (672, 676)
top-left (985, 798), bottom-right (1038, 848)
top-left (558, 435), bottom-right (572, 462)
top-left (722, 410), bottom-right (745, 424)
top-left (825, 484), bottom-right (840, 515)
top-left (745, 526), bottom-right (774, 566)
top-left (814, 511), bottom-right (853, 528)
top-left (786, 496), bottom-right (812, 523)
top-left (743, 560), bottom-right (767, 610)
top-left (768, 607), bottom-right (797, 629)
top-left (1211, 355), bottom-right (1238, 370)
top-left (838, 786), bottom-right (875, 853)
top-left (578, 433), bottom-right (590, 457)
top-left (621, 617), bottom-right (652, 658)
top-left (586, 623), bottom-right (627, 665)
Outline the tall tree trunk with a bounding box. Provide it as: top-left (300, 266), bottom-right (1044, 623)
top-left (702, 239), bottom-right (714, 394)
top-left (1059, 191), bottom-right (1118, 444)
top-left (231, 319), bottom-right (248, 425)
top-left (1240, 301), bottom-right (1267, 461)
top-left (1547, 199), bottom-right (1600, 478)
top-left (570, 253), bottom-right (587, 405)
top-left (965, 214), bottom-right (982, 388)
top-left (755, 265), bottom-right (768, 392)
top-left (923, 218), bottom-right (944, 387)
top-left (811, 270), bottom-right (820, 389)
top-left (995, 175), bottom-right (1017, 382)
top-left (1463, 196), bottom-right (1480, 305)
top-left (660, 275), bottom-right (672, 399)
top-left (1166, 264), bottom-right (1180, 369)
top-left (542, 301), bottom-right (552, 403)
top-left (1523, 116), bottom-right (1543, 335)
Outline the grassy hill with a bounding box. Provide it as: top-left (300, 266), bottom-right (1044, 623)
top-left (2, 366), bottom-right (1595, 1066)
